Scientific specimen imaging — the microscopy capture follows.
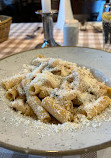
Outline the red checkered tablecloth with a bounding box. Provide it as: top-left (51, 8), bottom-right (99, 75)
top-left (0, 22), bottom-right (103, 59)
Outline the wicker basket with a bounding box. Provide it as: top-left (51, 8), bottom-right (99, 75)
top-left (0, 15), bottom-right (12, 43)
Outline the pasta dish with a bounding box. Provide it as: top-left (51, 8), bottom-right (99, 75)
top-left (1, 54), bottom-right (111, 124)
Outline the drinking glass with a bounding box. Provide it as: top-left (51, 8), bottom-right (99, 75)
top-left (102, 3), bottom-right (111, 51)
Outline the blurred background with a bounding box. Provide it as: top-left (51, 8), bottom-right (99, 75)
top-left (0, 0), bottom-right (110, 23)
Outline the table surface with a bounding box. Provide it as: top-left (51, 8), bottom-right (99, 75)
top-left (0, 22), bottom-right (103, 59)
top-left (0, 22), bottom-right (111, 158)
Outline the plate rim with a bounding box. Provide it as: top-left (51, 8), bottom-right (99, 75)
top-left (0, 138), bottom-right (111, 156)
top-left (0, 46), bottom-right (111, 61)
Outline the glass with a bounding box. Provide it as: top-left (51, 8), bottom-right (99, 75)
top-left (63, 20), bottom-right (79, 46)
top-left (102, 3), bottom-right (111, 51)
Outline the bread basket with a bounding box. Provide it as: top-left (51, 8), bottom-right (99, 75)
top-left (0, 15), bottom-right (12, 43)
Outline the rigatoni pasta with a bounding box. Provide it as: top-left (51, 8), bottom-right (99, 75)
top-left (39, 89), bottom-right (49, 99)
top-left (78, 96), bottom-right (111, 119)
top-left (29, 84), bottom-right (41, 95)
top-left (1, 54), bottom-right (111, 124)
top-left (16, 83), bottom-right (25, 98)
top-left (10, 98), bottom-right (36, 117)
top-left (27, 95), bottom-right (51, 123)
top-left (42, 97), bottom-right (73, 123)
top-left (1, 74), bottom-right (25, 90)
top-left (6, 87), bottom-right (18, 101)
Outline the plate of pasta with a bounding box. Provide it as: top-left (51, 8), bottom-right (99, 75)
top-left (0, 47), bottom-right (111, 156)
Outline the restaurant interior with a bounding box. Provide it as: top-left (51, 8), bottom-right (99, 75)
top-left (0, 0), bottom-right (111, 158)
top-left (0, 0), bottom-right (110, 22)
